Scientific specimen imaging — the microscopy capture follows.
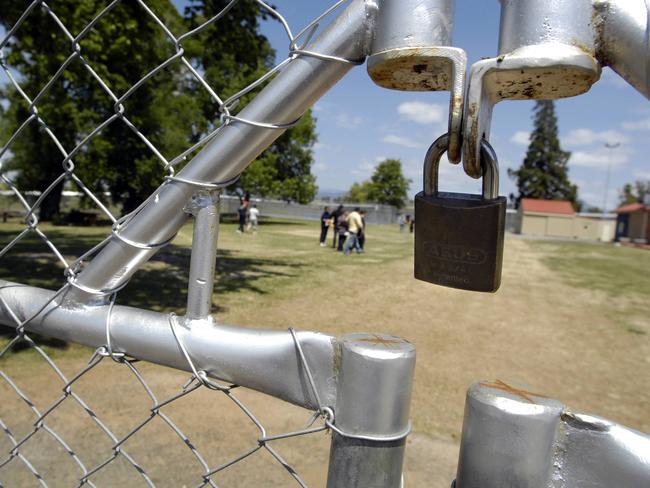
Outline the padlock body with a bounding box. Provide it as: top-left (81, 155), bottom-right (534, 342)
top-left (414, 191), bottom-right (507, 292)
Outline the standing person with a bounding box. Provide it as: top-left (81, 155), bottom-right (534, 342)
top-left (248, 204), bottom-right (260, 233)
top-left (336, 211), bottom-right (348, 252)
top-left (398, 214), bottom-right (405, 233)
top-left (319, 206), bottom-right (331, 246)
top-left (237, 199), bottom-right (248, 233)
top-left (331, 205), bottom-right (344, 248)
top-left (409, 217), bottom-right (415, 234)
top-left (357, 210), bottom-right (367, 252)
top-left (343, 207), bottom-right (363, 256)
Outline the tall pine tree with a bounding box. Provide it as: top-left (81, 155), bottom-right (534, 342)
top-left (508, 101), bottom-right (578, 209)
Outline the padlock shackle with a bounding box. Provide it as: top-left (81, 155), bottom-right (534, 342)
top-left (480, 139), bottom-right (499, 200)
top-left (423, 134), bottom-right (499, 199)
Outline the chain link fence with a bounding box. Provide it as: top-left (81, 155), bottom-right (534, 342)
top-left (0, 1), bottom-right (376, 486)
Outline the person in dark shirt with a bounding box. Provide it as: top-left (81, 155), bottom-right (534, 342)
top-left (319, 206), bottom-right (331, 246)
top-left (237, 199), bottom-right (248, 233)
top-left (331, 205), bottom-right (344, 249)
top-left (336, 211), bottom-right (348, 252)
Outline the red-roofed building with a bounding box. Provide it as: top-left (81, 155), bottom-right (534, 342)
top-left (614, 202), bottom-right (650, 243)
top-left (518, 198), bottom-right (616, 241)
top-left (520, 198), bottom-right (575, 215)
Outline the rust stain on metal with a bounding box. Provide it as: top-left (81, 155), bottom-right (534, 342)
top-left (412, 63), bottom-right (428, 74)
top-left (479, 379), bottom-right (550, 404)
top-left (591, 2), bottom-right (609, 63)
top-left (367, 48), bottom-right (452, 91)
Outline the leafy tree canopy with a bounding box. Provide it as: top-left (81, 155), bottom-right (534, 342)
top-left (0, 0), bottom-right (320, 220)
top-left (347, 181), bottom-right (374, 203)
top-left (0, 0), bottom-right (199, 219)
top-left (184, 0), bottom-right (318, 203)
top-left (618, 180), bottom-right (650, 206)
top-left (347, 159), bottom-right (410, 208)
top-left (233, 111), bottom-right (318, 204)
top-left (508, 100), bottom-right (579, 209)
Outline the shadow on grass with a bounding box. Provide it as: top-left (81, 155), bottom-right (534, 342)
top-left (0, 226), bottom-right (303, 315)
top-left (0, 325), bottom-right (69, 352)
top-left (126, 248), bottom-right (303, 312)
top-left (220, 215), bottom-right (309, 227)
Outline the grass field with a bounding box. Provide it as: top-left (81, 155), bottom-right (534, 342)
top-left (1, 219), bottom-right (649, 487)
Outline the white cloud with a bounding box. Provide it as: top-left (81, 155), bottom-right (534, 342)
top-left (382, 134), bottom-right (424, 148)
top-left (397, 101), bottom-right (446, 125)
top-left (570, 150), bottom-right (629, 169)
top-left (350, 159), bottom-right (376, 177)
top-left (635, 170), bottom-right (650, 180)
top-left (622, 118), bottom-right (650, 131)
top-left (335, 113), bottom-right (362, 129)
top-left (313, 142), bottom-right (327, 150)
top-left (563, 128), bottom-right (629, 146)
top-left (510, 131), bottom-right (530, 145)
top-left (312, 162), bottom-right (328, 171)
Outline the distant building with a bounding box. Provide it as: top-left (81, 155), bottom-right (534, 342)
top-left (518, 198), bottom-right (615, 241)
top-left (614, 202), bottom-right (650, 243)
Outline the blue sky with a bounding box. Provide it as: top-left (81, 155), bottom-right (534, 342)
top-left (191, 0), bottom-right (647, 210)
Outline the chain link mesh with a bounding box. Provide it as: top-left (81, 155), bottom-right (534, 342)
top-left (0, 1), bottom-right (354, 485)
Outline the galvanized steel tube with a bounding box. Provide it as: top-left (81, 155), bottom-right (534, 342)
top-left (595, 0), bottom-right (650, 99)
top-left (326, 334), bottom-right (415, 488)
top-left (0, 280), bottom-right (337, 409)
top-left (370, 0), bottom-right (455, 53)
top-left (186, 192), bottom-right (220, 321)
top-left (498, 0), bottom-right (595, 55)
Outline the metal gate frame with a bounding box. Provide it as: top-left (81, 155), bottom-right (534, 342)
top-left (2, 0), bottom-right (650, 486)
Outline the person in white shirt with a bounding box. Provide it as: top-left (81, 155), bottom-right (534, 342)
top-left (248, 204), bottom-right (260, 233)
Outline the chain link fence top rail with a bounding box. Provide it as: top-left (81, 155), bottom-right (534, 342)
top-left (0, 1), bottom-right (372, 486)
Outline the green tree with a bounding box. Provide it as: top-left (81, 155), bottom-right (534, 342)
top-left (0, 0), bottom-right (320, 221)
top-left (618, 180), bottom-right (650, 205)
top-left (508, 101), bottom-right (578, 209)
top-left (234, 112), bottom-right (318, 204)
top-left (348, 159), bottom-right (410, 208)
top-left (347, 181), bottom-right (373, 202)
top-left (0, 1), bottom-right (202, 219)
top-left (184, 0), bottom-right (319, 203)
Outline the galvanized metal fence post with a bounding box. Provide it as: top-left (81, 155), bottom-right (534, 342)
top-left (326, 333), bottom-right (415, 488)
top-left (454, 382), bottom-right (650, 488)
top-left (185, 191), bottom-right (220, 321)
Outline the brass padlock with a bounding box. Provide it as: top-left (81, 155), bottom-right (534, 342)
top-left (414, 134), bottom-right (506, 292)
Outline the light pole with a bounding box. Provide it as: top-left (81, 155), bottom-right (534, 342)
top-left (602, 142), bottom-right (620, 214)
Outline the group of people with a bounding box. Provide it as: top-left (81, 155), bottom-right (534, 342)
top-left (319, 205), bottom-right (366, 255)
top-left (237, 196), bottom-right (260, 233)
top-left (397, 214), bottom-right (415, 233)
